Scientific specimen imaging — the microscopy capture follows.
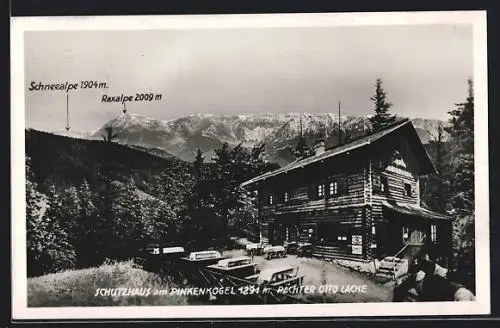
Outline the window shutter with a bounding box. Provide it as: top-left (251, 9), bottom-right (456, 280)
top-left (372, 174), bottom-right (381, 192)
top-left (338, 177), bottom-right (348, 195)
top-left (307, 184), bottom-right (315, 199)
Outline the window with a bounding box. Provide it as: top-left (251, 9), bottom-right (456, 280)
top-left (373, 175), bottom-right (388, 194)
top-left (328, 176), bottom-right (348, 197)
top-left (404, 183), bottom-right (412, 197)
top-left (317, 222), bottom-right (339, 244)
top-left (284, 192), bottom-right (289, 203)
top-left (431, 225), bottom-right (437, 242)
top-left (402, 226), bottom-right (409, 243)
top-left (381, 177), bottom-right (388, 193)
top-left (329, 181), bottom-right (338, 196)
top-left (317, 184), bottom-right (325, 197)
top-left (268, 195), bottom-right (274, 205)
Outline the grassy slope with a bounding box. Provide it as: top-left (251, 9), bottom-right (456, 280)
top-left (27, 261), bottom-right (188, 307)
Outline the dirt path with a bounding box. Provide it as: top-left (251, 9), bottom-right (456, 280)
top-left (223, 249), bottom-right (394, 303)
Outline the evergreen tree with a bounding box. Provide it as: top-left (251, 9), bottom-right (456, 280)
top-left (445, 78), bottom-right (474, 216)
top-left (369, 78), bottom-right (396, 131)
top-left (27, 183), bottom-right (76, 276)
top-left (435, 123), bottom-right (446, 212)
top-left (143, 199), bottom-right (174, 243)
top-left (153, 170), bottom-right (191, 212)
top-left (147, 163), bottom-right (194, 246)
top-left (189, 149), bottom-right (205, 211)
top-left (72, 179), bottom-right (100, 267)
top-left (93, 180), bottom-right (122, 260)
top-left (193, 149), bottom-right (204, 180)
top-left (112, 178), bottom-right (146, 254)
top-left (61, 186), bottom-right (80, 231)
top-left (420, 123), bottom-right (451, 213)
top-left (444, 78), bottom-right (475, 290)
top-left (206, 142), bottom-right (276, 243)
top-left (26, 156), bottom-right (45, 276)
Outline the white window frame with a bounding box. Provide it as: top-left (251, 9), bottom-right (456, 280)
top-left (402, 226), bottom-right (409, 242)
top-left (317, 184), bottom-right (325, 197)
top-left (404, 182), bottom-right (412, 197)
top-left (381, 176), bottom-right (387, 192)
top-left (431, 225), bottom-right (437, 242)
top-left (329, 181), bottom-right (338, 196)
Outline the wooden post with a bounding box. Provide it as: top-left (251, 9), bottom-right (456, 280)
top-left (321, 254), bottom-right (327, 303)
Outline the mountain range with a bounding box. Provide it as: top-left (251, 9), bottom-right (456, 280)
top-left (53, 112), bottom-right (449, 166)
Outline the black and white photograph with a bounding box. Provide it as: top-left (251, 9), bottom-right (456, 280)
top-left (11, 11), bottom-right (489, 319)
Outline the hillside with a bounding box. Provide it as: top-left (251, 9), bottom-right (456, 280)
top-left (90, 113), bottom-right (449, 165)
top-left (25, 128), bottom-right (192, 195)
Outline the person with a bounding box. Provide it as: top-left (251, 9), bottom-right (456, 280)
top-left (414, 254), bottom-right (449, 278)
top-left (393, 256), bottom-right (475, 302)
top-left (414, 270), bottom-right (476, 301)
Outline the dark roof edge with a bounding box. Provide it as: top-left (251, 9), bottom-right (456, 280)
top-left (382, 200), bottom-right (451, 220)
top-left (241, 118), bottom-right (413, 187)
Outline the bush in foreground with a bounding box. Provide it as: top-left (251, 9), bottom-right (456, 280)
top-left (27, 260), bottom-right (188, 307)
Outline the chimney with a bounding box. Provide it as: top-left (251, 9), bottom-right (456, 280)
top-left (314, 139), bottom-right (325, 155)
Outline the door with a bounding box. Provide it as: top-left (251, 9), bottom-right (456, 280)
top-left (402, 225), bottom-right (426, 246)
top-left (401, 224), bottom-right (427, 259)
top-left (274, 224), bottom-right (286, 245)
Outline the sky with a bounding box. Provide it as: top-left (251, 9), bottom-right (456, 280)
top-left (24, 24), bottom-right (473, 133)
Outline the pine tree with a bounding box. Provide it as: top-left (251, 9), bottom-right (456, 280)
top-left (444, 78), bottom-right (475, 290)
top-left (445, 78), bottom-right (474, 216)
top-left (434, 123), bottom-right (452, 214)
top-left (28, 184), bottom-right (77, 276)
top-left (143, 199), bottom-right (174, 243)
top-left (72, 180), bottom-right (100, 267)
top-left (193, 149), bottom-right (204, 180)
top-left (420, 123), bottom-right (451, 213)
top-left (93, 180), bottom-right (123, 261)
top-left (25, 157), bottom-right (41, 227)
top-left (113, 178), bottom-right (146, 253)
top-left (61, 186), bottom-right (80, 232)
top-left (26, 156), bottom-right (46, 276)
top-left (369, 78), bottom-right (396, 131)
top-left (207, 142), bottom-right (276, 244)
top-left (189, 149), bottom-right (205, 211)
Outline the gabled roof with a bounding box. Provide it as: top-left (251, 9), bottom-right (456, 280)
top-left (241, 118), bottom-right (436, 188)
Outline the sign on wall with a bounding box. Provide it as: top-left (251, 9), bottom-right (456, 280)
top-left (352, 235), bottom-right (362, 245)
top-left (352, 245), bottom-right (363, 255)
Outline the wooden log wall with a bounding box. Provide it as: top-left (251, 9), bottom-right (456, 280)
top-left (258, 168), bottom-right (367, 216)
top-left (370, 145), bottom-right (421, 229)
top-left (253, 137), bottom-right (432, 262)
top-left (270, 205), bottom-right (372, 260)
